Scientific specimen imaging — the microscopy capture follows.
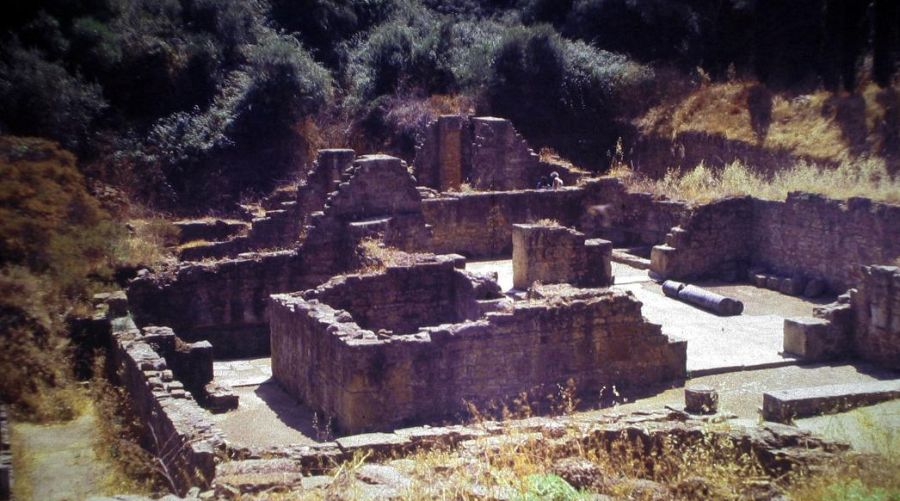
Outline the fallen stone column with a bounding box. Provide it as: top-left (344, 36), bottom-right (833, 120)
top-left (662, 281), bottom-right (744, 316)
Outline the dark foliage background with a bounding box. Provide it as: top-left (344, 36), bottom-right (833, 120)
top-left (0, 0), bottom-right (897, 210)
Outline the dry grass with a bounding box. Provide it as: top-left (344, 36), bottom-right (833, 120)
top-left (355, 238), bottom-right (423, 274)
top-left (639, 81), bottom-right (898, 163)
top-left (534, 218), bottom-right (563, 227)
top-left (539, 147), bottom-right (591, 175)
top-left (250, 392), bottom-right (899, 501)
top-left (89, 361), bottom-right (163, 495)
top-left (114, 218), bottom-right (179, 268)
top-left (611, 159), bottom-right (899, 204)
top-left (786, 404), bottom-right (900, 501)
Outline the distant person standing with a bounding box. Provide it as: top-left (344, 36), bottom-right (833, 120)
top-left (550, 171), bottom-right (564, 189)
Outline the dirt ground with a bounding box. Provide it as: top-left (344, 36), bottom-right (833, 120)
top-left (11, 408), bottom-right (114, 501)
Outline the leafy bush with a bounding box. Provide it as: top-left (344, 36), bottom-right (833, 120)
top-left (270, 0), bottom-right (398, 68)
top-left (0, 47), bottom-right (107, 151)
top-left (346, 13), bottom-right (454, 105)
top-left (486, 25), bottom-right (656, 166)
top-left (0, 137), bottom-right (117, 284)
top-left (141, 34), bottom-right (333, 207)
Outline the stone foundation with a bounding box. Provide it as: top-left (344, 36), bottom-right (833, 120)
top-left (270, 258), bottom-right (685, 434)
top-left (652, 193), bottom-right (900, 293)
top-left (512, 224), bottom-right (612, 289)
top-left (104, 312), bottom-right (226, 494)
top-left (130, 155), bottom-right (432, 357)
top-left (853, 265), bottom-right (900, 370)
top-left (782, 265), bottom-right (899, 370)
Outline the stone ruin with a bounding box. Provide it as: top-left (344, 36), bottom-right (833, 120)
top-left (270, 255), bottom-right (683, 433)
top-left (78, 114), bottom-right (899, 492)
top-left (413, 115), bottom-right (587, 192)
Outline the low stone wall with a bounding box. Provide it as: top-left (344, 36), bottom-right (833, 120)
top-left (307, 258), bottom-right (482, 335)
top-left (754, 194), bottom-right (900, 292)
top-left (853, 265), bottom-right (900, 370)
top-left (422, 178), bottom-right (686, 259)
top-left (650, 197), bottom-right (754, 281)
top-left (216, 410), bottom-right (848, 496)
top-left (106, 313), bottom-right (226, 495)
top-left (128, 251), bottom-right (309, 358)
top-left (270, 268), bottom-right (685, 433)
top-left (422, 188), bottom-right (585, 257)
top-left (175, 219), bottom-right (248, 244)
top-left (652, 193), bottom-right (900, 293)
top-left (512, 224), bottom-right (612, 289)
top-left (782, 265), bottom-right (899, 371)
top-left (582, 178), bottom-right (689, 247)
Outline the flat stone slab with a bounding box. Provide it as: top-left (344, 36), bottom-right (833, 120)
top-left (763, 381), bottom-right (900, 423)
top-left (336, 433), bottom-right (411, 455)
top-left (611, 248), bottom-right (652, 270)
top-left (214, 357), bottom-right (272, 387)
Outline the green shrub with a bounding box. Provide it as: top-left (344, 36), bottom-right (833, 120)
top-left (485, 25), bottom-right (655, 166)
top-left (516, 474), bottom-right (587, 501)
top-left (346, 14), bottom-right (454, 104)
top-left (0, 47), bottom-right (107, 151)
top-left (141, 34), bottom-right (333, 207)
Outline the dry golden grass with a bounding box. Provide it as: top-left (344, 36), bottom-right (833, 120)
top-left (534, 218), bottom-right (563, 227)
top-left (639, 81), bottom-right (898, 163)
top-left (539, 147), bottom-right (591, 175)
top-left (355, 238), bottom-right (423, 274)
top-left (114, 217), bottom-right (180, 268)
top-left (89, 362), bottom-right (163, 495)
top-left (611, 159), bottom-right (899, 204)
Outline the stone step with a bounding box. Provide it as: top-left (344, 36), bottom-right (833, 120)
top-left (611, 248), bottom-right (652, 270)
top-left (763, 381), bottom-right (900, 423)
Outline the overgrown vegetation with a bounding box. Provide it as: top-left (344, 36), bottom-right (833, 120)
top-left (272, 420), bottom-right (899, 500)
top-left (0, 137), bottom-right (172, 421)
top-left (611, 159), bottom-right (900, 204)
top-left (5, 0), bottom-right (893, 210)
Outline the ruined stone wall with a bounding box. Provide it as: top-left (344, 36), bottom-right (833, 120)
top-left (421, 178), bottom-right (686, 259)
top-left (422, 189), bottom-right (585, 257)
top-left (754, 194), bottom-right (900, 291)
top-left (307, 260), bottom-right (480, 335)
top-left (131, 156), bottom-right (434, 358)
top-left (512, 224), bottom-right (612, 289)
top-left (107, 316), bottom-right (225, 494)
top-left (297, 149), bottom-right (356, 225)
top-left (299, 154), bottom-right (432, 286)
top-left (414, 116), bottom-right (541, 191)
top-left (128, 251), bottom-right (310, 358)
top-left (581, 178), bottom-right (689, 247)
top-left (469, 117), bottom-right (539, 190)
top-left (650, 197), bottom-right (755, 280)
top-left (651, 193), bottom-right (900, 292)
top-left (854, 266), bottom-right (900, 370)
top-left (271, 281), bottom-right (686, 433)
top-left (179, 150), bottom-right (356, 261)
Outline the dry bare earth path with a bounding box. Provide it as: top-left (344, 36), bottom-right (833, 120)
top-left (12, 408), bottom-right (113, 500)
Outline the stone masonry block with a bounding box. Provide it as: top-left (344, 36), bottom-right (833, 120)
top-left (783, 317), bottom-right (845, 361)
